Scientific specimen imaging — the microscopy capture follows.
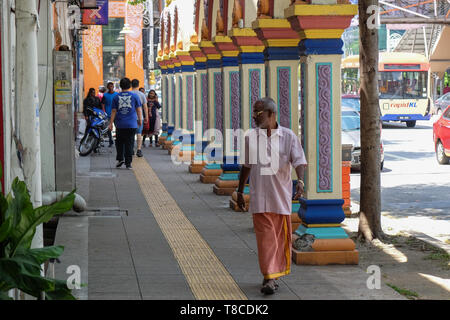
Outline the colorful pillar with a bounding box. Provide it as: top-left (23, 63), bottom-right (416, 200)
top-left (157, 57), bottom-right (169, 146)
top-left (167, 53), bottom-right (183, 154)
top-left (228, 28), bottom-right (266, 209)
top-left (198, 40), bottom-right (223, 184)
top-left (188, 44), bottom-right (209, 173)
top-left (285, 1), bottom-right (359, 265)
top-left (213, 35), bottom-right (241, 195)
top-left (172, 53), bottom-right (182, 131)
top-left (163, 54), bottom-right (176, 150)
top-left (230, 28), bottom-right (266, 132)
top-left (176, 51), bottom-right (196, 162)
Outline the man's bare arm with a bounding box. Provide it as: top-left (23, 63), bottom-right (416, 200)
top-left (293, 164), bottom-right (307, 200)
top-left (108, 109), bottom-right (117, 131)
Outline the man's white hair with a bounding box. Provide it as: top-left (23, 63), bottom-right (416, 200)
top-left (256, 97), bottom-right (277, 114)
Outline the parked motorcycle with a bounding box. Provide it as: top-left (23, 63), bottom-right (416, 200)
top-left (79, 107), bottom-right (110, 156)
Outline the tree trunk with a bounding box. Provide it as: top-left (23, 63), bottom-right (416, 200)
top-left (358, 0), bottom-right (383, 243)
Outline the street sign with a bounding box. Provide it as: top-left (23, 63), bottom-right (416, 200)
top-left (82, 0), bottom-right (109, 25)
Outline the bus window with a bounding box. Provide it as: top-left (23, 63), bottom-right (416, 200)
top-left (379, 71), bottom-right (403, 99)
top-left (403, 71), bottom-right (427, 99)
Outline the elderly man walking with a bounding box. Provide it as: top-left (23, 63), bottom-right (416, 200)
top-left (237, 97), bottom-right (307, 295)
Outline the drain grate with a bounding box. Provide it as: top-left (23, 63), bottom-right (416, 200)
top-left (64, 209), bottom-right (128, 217)
top-left (76, 172), bottom-right (116, 178)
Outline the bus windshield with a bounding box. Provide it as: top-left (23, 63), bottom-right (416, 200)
top-left (379, 71), bottom-right (427, 100)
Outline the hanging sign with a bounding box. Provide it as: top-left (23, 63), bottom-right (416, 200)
top-left (82, 0), bottom-right (109, 25)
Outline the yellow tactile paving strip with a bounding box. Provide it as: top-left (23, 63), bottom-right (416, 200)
top-left (133, 158), bottom-right (247, 300)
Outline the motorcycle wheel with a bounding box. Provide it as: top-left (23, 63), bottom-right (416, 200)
top-left (79, 132), bottom-right (99, 156)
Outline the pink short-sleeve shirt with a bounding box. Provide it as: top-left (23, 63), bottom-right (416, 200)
top-left (243, 125), bottom-right (307, 215)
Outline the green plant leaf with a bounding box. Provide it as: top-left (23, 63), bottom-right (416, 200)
top-left (9, 191), bottom-right (75, 256)
top-left (0, 256), bottom-right (54, 297)
top-left (0, 215), bottom-right (13, 243)
top-left (45, 279), bottom-right (76, 300)
top-left (28, 246), bottom-right (64, 265)
top-left (5, 178), bottom-right (33, 227)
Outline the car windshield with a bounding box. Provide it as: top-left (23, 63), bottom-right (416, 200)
top-left (342, 110), bottom-right (360, 131)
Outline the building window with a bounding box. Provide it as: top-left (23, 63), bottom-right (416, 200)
top-left (103, 18), bottom-right (125, 87)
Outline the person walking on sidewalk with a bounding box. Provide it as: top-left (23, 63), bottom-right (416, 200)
top-left (101, 82), bottom-right (118, 147)
top-left (131, 79), bottom-right (149, 157)
top-left (236, 97), bottom-right (307, 295)
top-left (143, 90), bottom-right (161, 147)
top-left (109, 78), bottom-right (143, 169)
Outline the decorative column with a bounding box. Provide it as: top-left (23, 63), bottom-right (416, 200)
top-left (228, 27), bottom-right (266, 211)
top-left (286, 1), bottom-right (359, 265)
top-left (167, 53), bottom-right (182, 154)
top-left (175, 50), bottom-right (196, 162)
top-left (157, 56), bottom-right (170, 146)
top-left (188, 43), bottom-right (209, 173)
top-left (163, 54), bottom-right (176, 150)
top-left (212, 35), bottom-right (241, 195)
top-left (198, 40), bottom-right (224, 184)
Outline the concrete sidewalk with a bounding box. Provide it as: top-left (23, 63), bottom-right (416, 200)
top-left (53, 144), bottom-right (403, 300)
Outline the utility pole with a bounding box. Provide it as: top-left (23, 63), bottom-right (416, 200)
top-left (358, 0), bottom-right (383, 243)
top-left (15, 0), bottom-right (43, 248)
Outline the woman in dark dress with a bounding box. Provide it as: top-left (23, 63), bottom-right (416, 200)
top-left (83, 88), bottom-right (102, 120)
top-left (83, 88), bottom-right (102, 135)
top-left (143, 90), bottom-right (161, 147)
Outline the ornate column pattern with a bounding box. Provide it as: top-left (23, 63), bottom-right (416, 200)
top-left (212, 34), bottom-right (241, 195)
top-left (199, 40), bottom-right (224, 184)
top-left (187, 75), bottom-right (194, 131)
top-left (201, 73), bottom-right (208, 132)
top-left (230, 71), bottom-right (241, 149)
top-left (317, 63), bottom-right (333, 193)
top-left (188, 45), bottom-right (209, 173)
top-left (285, 1), bottom-right (359, 266)
top-left (277, 67), bottom-right (291, 128)
top-left (249, 69), bottom-right (261, 129)
top-left (214, 72), bottom-right (223, 133)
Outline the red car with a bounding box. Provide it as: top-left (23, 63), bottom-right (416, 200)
top-left (433, 105), bottom-right (450, 164)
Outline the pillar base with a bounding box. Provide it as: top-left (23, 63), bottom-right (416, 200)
top-left (229, 187), bottom-right (250, 212)
top-left (189, 154), bottom-right (207, 173)
top-left (292, 226), bottom-right (358, 265)
top-left (189, 163), bottom-right (206, 173)
top-left (200, 163), bottom-right (223, 184)
top-left (292, 248), bottom-right (359, 266)
top-left (213, 171), bottom-right (240, 196)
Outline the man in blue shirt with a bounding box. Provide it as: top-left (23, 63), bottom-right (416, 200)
top-left (101, 82), bottom-right (118, 146)
top-left (109, 77), bottom-right (142, 169)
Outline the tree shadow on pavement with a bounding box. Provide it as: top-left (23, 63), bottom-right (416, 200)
top-left (346, 230), bottom-right (450, 300)
top-left (351, 183), bottom-right (450, 220)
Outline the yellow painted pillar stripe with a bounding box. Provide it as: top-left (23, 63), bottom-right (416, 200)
top-left (133, 158), bottom-right (247, 300)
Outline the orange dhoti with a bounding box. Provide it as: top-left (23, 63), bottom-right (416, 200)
top-left (252, 212), bottom-right (292, 280)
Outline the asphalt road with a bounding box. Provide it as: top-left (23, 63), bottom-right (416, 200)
top-left (349, 116), bottom-right (450, 247)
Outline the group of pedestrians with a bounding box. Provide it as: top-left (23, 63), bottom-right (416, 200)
top-left (82, 77), bottom-right (161, 169)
